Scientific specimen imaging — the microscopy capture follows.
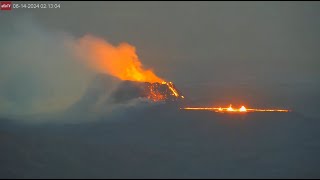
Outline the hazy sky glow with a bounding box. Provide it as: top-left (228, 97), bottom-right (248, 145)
top-left (1, 2), bottom-right (320, 179)
top-left (0, 1), bottom-right (320, 115)
top-left (26, 1), bottom-right (320, 83)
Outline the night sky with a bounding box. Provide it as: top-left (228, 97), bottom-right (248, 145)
top-left (0, 2), bottom-right (320, 178)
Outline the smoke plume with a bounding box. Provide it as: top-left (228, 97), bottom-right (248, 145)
top-left (71, 34), bottom-right (164, 83)
top-left (0, 14), bottom-right (167, 119)
top-left (0, 15), bottom-right (96, 116)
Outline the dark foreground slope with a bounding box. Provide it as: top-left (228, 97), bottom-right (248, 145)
top-left (0, 105), bottom-right (320, 178)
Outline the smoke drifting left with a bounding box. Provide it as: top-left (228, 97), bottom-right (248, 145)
top-left (64, 35), bottom-right (185, 121)
top-left (0, 15), bottom-right (182, 121)
top-left (0, 15), bottom-right (94, 116)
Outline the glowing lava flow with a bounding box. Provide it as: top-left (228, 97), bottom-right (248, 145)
top-left (145, 81), bottom-right (184, 101)
top-left (181, 104), bottom-right (290, 113)
top-left (72, 35), bottom-right (186, 102)
top-left (162, 81), bottom-right (180, 97)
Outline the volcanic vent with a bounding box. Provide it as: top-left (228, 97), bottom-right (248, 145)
top-left (68, 74), bottom-right (185, 115)
top-left (111, 80), bottom-right (184, 103)
top-left (72, 35), bottom-right (185, 104)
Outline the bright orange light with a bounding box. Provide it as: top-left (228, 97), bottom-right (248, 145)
top-left (165, 81), bottom-right (179, 97)
top-left (227, 104), bottom-right (234, 112)
top-left (239, 106), bottom-right (247, 112)
top-left (72, 35), bottom-right (185, 101)
top-left (181, 105), bottom-right (290, 113)
top-left (73, 35), bottom-right (164, 83)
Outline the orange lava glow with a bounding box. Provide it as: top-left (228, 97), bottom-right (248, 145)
top-left (181, 104), bottom-right (290, 113)
top-left (146, 81), bottom-right (182, 101)
top-left (73, 35), bottom-right (183, 101)
top-left (166, 82), bottom-right (180, 97)
top-left (73, 35), bottom-right (164, 83)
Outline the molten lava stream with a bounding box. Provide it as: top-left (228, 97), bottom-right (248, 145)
top-left (181, 104), bottom-right (290, 113)
top-left (73, 35), bottom-right (186, 102)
